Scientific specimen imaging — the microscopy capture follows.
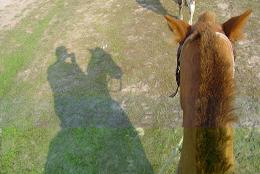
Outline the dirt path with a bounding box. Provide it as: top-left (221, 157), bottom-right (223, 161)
top-left (0, 0), bottom-right (38, 30)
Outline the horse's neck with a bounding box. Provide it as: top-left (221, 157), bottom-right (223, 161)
top-left (180, 38), bottom-right (200, 127)
top-left (179, 127), bottom-right (234, 174)
top-left (179, 31), bottom-right (236, 173)
top-left (180, 32), bottom-right (235, 126)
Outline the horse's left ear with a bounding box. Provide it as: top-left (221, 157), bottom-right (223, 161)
top-left (164, 15), bottom-right (191, 43)
top-left (222, 10), bottom-right (252, 42)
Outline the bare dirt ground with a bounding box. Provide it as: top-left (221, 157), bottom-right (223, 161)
top-left (0, 0), bottom-right (39, 29)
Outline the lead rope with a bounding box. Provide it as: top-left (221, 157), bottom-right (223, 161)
top-left (158, 135), bottom-right (183, 174)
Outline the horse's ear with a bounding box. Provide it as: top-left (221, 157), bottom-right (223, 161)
top-left (164, 15), bottom-right (190, 43)
top-left (222, 10), bottom-right (252, 42)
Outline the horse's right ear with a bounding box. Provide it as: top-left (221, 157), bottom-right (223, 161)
top-left (164, 15), bottom-right (191, 43)
top-left (222, 10), bottom-right (252, 42)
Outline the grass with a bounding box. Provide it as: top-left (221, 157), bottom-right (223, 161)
top-left (0, 0), bottom-right (259, 173)
top-left (0, 0), bottom-right (65, 97)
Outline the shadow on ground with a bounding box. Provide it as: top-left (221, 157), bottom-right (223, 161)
top-left (136, 0), bottom-right (181, 16)
top-left (136, 0), bottom-right (168, 15)
top-left (44, 46), bottom-right (154, 173)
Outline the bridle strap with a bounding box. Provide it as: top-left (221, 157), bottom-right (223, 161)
top-left (169, 32), bottom-right (196, 97)
top-left (169, 45), bottom-right (181, 97)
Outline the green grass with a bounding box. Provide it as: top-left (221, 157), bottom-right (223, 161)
top-left (234, 128), bottom-right (260, 173)
top-left (1, 128), bottom-right (259, 173)
top-left (0, 128), bottom-right (56, 174)
top-left (0, 0), bottom-right (64, 97)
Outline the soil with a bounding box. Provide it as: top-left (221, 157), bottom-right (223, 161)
top-left (0, 0), bottom-right (38, 29)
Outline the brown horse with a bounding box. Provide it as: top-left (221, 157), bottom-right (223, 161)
top-left (165, 10), bottom-right (252, 173)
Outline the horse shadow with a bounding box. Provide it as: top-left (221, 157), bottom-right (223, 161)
top-left (45, 46), bottom-right (153, 173)
top-left (136, 0), bottom-right (181, 16)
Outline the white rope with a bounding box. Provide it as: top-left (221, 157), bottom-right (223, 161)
top-left (158, 135), bottom-right (183, 174)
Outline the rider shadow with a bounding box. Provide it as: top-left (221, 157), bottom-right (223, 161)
top-left (45, 47), bottom-right (153, 173)
top-left (136, 0), bottom-right (168, 15)
top-left (136, 0), bottom-right (181, 16)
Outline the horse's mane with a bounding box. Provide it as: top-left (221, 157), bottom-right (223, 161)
top-left (193, 22), bottom-right (237, 173)
top-left (195, 24), bottom-right (237, 127)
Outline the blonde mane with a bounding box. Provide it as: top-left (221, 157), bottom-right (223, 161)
top-left (194, 24), bottom-right (237, 127)
top-left (192, 24), bottom-right (237, 173)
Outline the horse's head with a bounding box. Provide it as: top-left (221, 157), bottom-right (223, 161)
top-left (87, 48), bottom-right (122, 81)
top-left (165, 10), bottom-right (252, 98)
top-left (164, 10), bottom-right (252, 128)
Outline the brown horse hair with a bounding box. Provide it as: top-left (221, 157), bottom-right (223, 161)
top-left (194, 24), bottom-right (237, 173)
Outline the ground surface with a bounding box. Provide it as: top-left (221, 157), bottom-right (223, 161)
top-left (0, 0), bottom-right (259, 173)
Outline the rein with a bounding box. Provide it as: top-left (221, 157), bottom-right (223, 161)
top-left (169, 45), bottom-right (182, 97)
top-left (169, 31), bottom-right (235, 98)
top-left (169, 31), bottom-right (195, 98)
